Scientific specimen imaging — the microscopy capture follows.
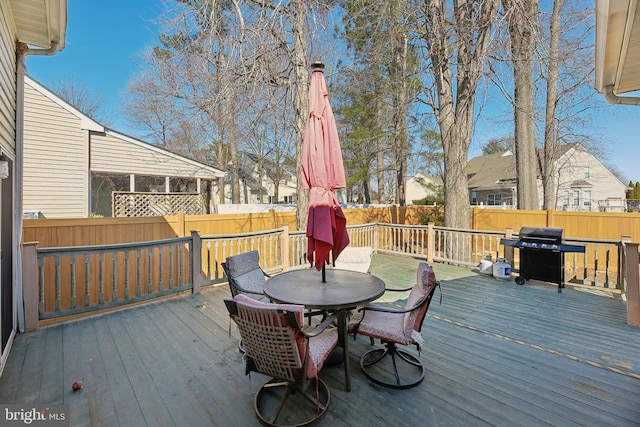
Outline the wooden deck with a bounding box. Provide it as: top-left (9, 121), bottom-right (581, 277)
top-left (1, 254), bottom-right (639, 426)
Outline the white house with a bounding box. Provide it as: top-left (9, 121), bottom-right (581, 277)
top-left (22, 75), bottom-right (225, 218)
top-left (405, 173), bottom-right (443, 205)
top-left (224, 151), bottom-right (297, 205)
top-left (0, 0), bottom-right (67, 375)
top-left (467, 143), bottom-right (627, 211)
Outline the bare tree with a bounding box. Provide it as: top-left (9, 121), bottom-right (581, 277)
top-left (502, 0), bottom-right (539, 210)
top-left (538, 0), bottom-right (595, 209)
top-left (489, 1), bottom-right (596, 210)
top-left (418, 0), bottom-right (500, 228)
top-left (541, 0), bottom-right (561, 209)
top-left (51, 77), bottom-right (106, 121)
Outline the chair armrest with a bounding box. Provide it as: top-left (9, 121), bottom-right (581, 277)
top-left (384, 285), bottom-right (414, 293)
top-left (358, 291), bottom-right (432, 314)
top-left (357, 303), bottom-right (415, 315)
top-left (302, 312), bottom-right (340, 338)
top-left (227, 279), bottom-right (265, 297)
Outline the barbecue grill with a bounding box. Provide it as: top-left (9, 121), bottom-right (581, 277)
top-left (500, 227), bottom-right (585, 292)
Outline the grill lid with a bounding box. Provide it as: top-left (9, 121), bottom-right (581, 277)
top-left (518, 227), bottom-right (564, 243)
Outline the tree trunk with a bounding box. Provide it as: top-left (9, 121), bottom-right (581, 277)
top-left (503, 0), bottom-right (540, 210)
top-left (291, 0), bottom-right (309, 231)
top-left (424, 0), bottom-right (499, 228)
top-left (542, 0), bottom-right (562, 209)
top-left (391, 3), bottom-right (409, 206)
top-left (376, 103), bottom-right (386, 204)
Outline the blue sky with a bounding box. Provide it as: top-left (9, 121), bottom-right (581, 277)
top-left (25, 0), bottom-right (640, 184)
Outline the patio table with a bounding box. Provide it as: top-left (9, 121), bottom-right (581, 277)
top-left (264, 267), bottom-right (386, 391)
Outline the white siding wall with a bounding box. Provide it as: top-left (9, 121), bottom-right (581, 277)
top-left (0, 6), bottom-right (16, 156)
top-left (91, 133), bottom-right (217, 179)
top-left (406, 174), bottom-right (439, 205)
top-left (23, 82), bottom-right (87, 218)
top-left (556, 147), bottom-right (627, 211)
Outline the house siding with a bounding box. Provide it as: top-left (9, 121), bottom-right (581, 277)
top-left (23, 81), bottom-right (87, 218)
top-left (0, 6), bottom-right (16, 155)
top-left (406, 174), bottom-right (441, 205)
top-left (555, 147), bottom-right (627, 211)
top-left (91, 132), bottom-right (218, 179)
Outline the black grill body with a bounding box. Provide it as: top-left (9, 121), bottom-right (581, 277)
top-left (500, 227), bottom-right (585, 292)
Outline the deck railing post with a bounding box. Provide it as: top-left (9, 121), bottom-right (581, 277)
top-left (282, 225), bottom-right (290, 271)
top-left (427, 222), bottom-right (434, 263)
top-left (191, 230), bottom-right (202, 294)
top-left (623, 239), bottom-right (640, 327)
top-left (504, 227), bottom-right (514, 268)
top-left (22, 241), bottom-right (39, 332)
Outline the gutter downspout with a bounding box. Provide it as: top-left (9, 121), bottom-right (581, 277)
top-left (604, 85), bottom-right (640, 106)
top-left (15, 42), bottom-right (60, 332)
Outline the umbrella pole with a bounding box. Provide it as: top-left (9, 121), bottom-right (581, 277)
top-left (322, 263), bottom-right (326, 283)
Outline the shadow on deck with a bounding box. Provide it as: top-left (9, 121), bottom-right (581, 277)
top-left (1, 254), bottom-right (639, 426)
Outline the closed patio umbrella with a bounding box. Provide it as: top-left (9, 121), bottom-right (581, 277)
top-left (301, 62), bottom-right (350, 276)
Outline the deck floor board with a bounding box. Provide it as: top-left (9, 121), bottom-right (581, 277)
top-left (1, 254), bottom-right (639, 426)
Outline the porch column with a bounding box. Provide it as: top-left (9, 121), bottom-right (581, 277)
top-left (22, 242), bottom-right (39, 332)
top-left (165, 177), bottom-right (170, 193)
top-left (129, 174), bottom-right (135, 192)
top-left (624, 240), bottom-right (640, 327)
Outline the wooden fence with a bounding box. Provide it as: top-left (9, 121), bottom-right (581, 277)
top-left (24, 206), bottom-right (640, 250)
top-left (471, 207), bottom-right (640, 242)
top-left (21, 205), bottom-right (435, 249)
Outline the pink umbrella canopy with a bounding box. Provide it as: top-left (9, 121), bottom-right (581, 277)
top-left (301, 62), bottom-right (350, 271)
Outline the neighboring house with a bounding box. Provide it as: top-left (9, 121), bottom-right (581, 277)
top-left (224, 151), bottom-right (297, 204)
top-left (1, 0), bottom-right (67, 374)
top-left (467, 143), bottom-right (628, 211)
top-left (405, 173), bottom-right (443, 205)
top-left (22, 75), bottom-right (225, 218)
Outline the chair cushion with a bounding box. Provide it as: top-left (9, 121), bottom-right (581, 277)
top-left (306, 327), bottom-right (338, 378)
top-left (351, 308), bottom-right (409, 344)
top-left (233, 268), bottom-right (267, 296)
top-left (226, 251), bottom-right (266, 296)
top-left (334, 247), bottom-right (373, 273)
top-left (403, 262), bottom-right (436, 336)
top-left (226, 250), bottom-right (261, 277)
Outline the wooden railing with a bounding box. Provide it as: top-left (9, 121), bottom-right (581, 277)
top-left (22, 222), bottom-right (640, 330)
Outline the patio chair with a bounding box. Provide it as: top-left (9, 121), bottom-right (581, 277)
top-left (348, 262), bottom-right (441, 389)
top-left (333, 246), bottom-right (373, 273)
top-left (225, 294), bottom-right (339, 427)
top-left (222, 250), bottom-right (270, 301)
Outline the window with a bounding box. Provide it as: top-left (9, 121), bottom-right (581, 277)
top-left (471, 191), bottom-right (477, 204)
top-left (488, 194), bottom-right (502, 205)
top-left (583, 190), bottom-right (591, 207)
top-left (584, 166), bottom-right (590, 179)
top-left (563, 192), bottom-right (570, 207)
top-left (573, 190), bottom-right (580, 206)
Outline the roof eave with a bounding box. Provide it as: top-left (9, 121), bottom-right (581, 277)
top-left (595, 0), bottom-right (640, 96)
top-left (9, 0), bottom-right (67, 50)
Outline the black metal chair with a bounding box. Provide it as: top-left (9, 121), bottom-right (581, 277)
top-left (225, 294), bottom-right (339, 427)
top-left (349, 262), bottom-right (441, 389)
top-left (222, 250), bottom-right (270, 301)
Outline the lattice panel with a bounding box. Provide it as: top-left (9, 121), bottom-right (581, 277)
top-left (112, 192), bottom-right (205, 217)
